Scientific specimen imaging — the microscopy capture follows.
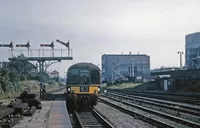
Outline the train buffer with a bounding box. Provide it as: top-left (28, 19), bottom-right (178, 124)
top-left (46, 98), bottom-right (72, 128)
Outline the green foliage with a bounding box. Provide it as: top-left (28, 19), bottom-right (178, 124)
top-left (0, 68), bottom-right (10, 92)
top-left (0, 54), bottom-right (36, 92)
top-left (52, 77), bottom-right (59, 82)
top-left (8, 55), bottom-right (34, 81)
top-left (0, 53), bottom-right (60, 95)
top-left (106, 83), bottom-right (157, 91)
top-left (0, 80), bottom-right (40, 99)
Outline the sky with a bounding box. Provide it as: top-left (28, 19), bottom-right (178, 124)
top-left (0, 0), bottom-right (200, 76)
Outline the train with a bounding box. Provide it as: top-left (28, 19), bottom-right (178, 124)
top-left (66, 62), bottom-right (101, 109)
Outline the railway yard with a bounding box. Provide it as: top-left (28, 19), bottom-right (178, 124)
top-left (0, 86), bottom-right (199, 128)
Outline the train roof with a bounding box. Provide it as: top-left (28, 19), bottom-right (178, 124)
top-left (68, 62), bottom-right (100, 71)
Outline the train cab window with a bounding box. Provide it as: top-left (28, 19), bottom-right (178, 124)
top-left (67, 69), bottom-right (79, 84)
top-left (80, 69), bottom-right (90, 84)
top-left (91, 70), bottom-right (100, 84)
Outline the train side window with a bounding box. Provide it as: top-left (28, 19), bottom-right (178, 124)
top-left (91, 70), bottom-right (100, 84)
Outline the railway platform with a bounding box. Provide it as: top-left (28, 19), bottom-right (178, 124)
top-left (46, 98), bottom-right (72, 128)
top-left (13, 100), bottom-right (53, 128)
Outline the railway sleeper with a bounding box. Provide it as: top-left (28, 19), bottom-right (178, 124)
top-left (7, 100), bottom-right (36, 116)
top-left (18, 90), bottom-right (42, 109)
top-left (7, 100), bottom-right (28, 114)
top-left (19, 90), bottom-right (39, 100)
top-left (21, 99), bottom-right (42, 109)
top-left (0, 115), bottom-right (23, 128)
top-left (0, 103), bottom-right (23, 128)
top-left (0, 105), bottom-right (14, 120)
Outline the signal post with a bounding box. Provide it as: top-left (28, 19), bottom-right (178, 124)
top-left (6, 40), bottom-right (73, 97)
top-left (0, 42), bottom-right (14, 57)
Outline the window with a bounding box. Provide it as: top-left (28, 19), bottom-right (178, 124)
top-left (91, 70), bottom-right (100, 84)
top-left (67, 69), bottom-right (79, 84)
top-left (80, 69), bottom-right (90, 84)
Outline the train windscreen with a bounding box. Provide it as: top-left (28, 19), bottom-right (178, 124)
top-left (67, 69), bottom-right (79, 84)
top-left (67, 69), bottom-right (90, 85)
top-left (80, 69), bottom-right (90, 84)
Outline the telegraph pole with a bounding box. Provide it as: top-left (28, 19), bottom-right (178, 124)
top-left (39, 42), bottom-right (55, 96)
top-left (177, 51), bottom-right (184, 68)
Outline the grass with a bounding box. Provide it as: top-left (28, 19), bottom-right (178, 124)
top-left (106, 83), bottom-right (140, 90)
top-left (106, 82), bottom-right (158, 91)
top-left (0, 80), bottom-right (61, 100)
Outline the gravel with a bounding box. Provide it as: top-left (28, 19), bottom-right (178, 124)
top-left (99, 97), bottom-right (191, 128)
top-left (106, 93), bottom-right (200, 124)
top-left (95, 101), bottom-right (157, 128)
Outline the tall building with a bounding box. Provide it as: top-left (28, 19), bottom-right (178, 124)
top-left (101, 53), bottom-right (150, 81)
top-left (185, 32), bottom-right (200, 69)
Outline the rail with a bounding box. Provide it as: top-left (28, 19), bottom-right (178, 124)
top-left (106, 92), bottom-right (200, 116)
top-left (74, 108), bottom-right (114, 128)
top-left (108, 89), bottom-right (200, 105)
top-left (99, 98), bottom-right (176, 128)
top-left (101, 93), bottom-right (200, 128)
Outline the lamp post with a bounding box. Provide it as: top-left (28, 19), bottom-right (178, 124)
top-left (130, 59), bottom-right (135, 77)
top-left (177, 51), bottom-right (184, 69)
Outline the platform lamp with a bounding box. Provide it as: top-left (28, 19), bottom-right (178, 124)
top-left (177, 51), bottom-right (184, 69)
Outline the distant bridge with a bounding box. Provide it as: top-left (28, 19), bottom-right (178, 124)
top-left (150, 68), bottom-right (180, 76)
top-left (150, 70), bottom-right (174, 76)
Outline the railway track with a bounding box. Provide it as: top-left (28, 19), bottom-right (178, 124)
top-left (109, 89), bottom-right (200, 105)
top-left (105, 92), bottom-right (200, 115)
top-left (71, 108), bottom-right (114, 128)
top-left (100, 92), bottom-right (200, 128)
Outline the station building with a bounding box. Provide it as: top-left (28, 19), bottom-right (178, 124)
top-left (101, 53), bottom-right (150, 81)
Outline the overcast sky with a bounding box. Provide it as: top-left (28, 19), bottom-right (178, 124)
top-left (0, 0), bottom-right (200, 75)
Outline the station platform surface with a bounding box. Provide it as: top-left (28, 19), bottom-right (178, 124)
top-left (46, 98), bottom-right (72, 128)
top-left (13, 100), bottom-right (53, 128)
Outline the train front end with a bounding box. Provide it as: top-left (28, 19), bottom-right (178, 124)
top-left (66, 63), bottom-right (101, 109)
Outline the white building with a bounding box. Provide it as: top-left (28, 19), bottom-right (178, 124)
top-left (101, 53), bottom-right (150, 81)
top-left (185, 32), bottom-right (200, 69)
top-left (50, 70), bottom-right (59, 78)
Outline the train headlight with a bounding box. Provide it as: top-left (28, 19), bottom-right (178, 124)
top-left (104, 90), bottom-right (107, 93)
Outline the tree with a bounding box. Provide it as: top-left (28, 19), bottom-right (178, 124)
top-left (0, 53), bottom-right (36, 92)
top-left (8, 54), bottom-right (34, 81)
top-left (0, 69), bottom-right (10, 92)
